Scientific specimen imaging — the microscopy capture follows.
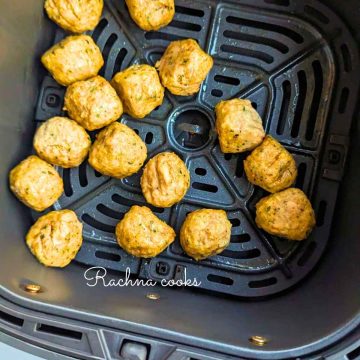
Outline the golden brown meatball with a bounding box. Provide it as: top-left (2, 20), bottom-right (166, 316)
top-left (34, 117), bottom-right (91, 168)
top-left (88, 122), bottom-right (147, 178)
top-left (216, 98), bottom-right (265, 153)
top-left (141, 152), bottom-right (190, 208)
top-left (44, 0), bottom-right (103, 34)
top-left (256, 188), bottom-right (316, 241)
top-left (9, 155), bottom-right (63, 212)
top-left (41, 35), bottom-right (104, 86)
top-left (155, 39), bottom-right (214, 96)
top-left (116, 205), bottom-right (175, 258)
top-left (64, 76), bottom-right (123, 131)
top-left (111, 64), bottom-right (164, 119)
top-left (180, 209), bottom-right (232, 261)
top-left (26, 210), bottom-right (83, 267)
top-left (125, 0), bottom-right (175, 31)
top-left (244, 136), bottom-right (297, 193)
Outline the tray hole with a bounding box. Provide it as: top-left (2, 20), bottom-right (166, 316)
top-left (221, 248), bottom-right (260, 259)
top-left (192, 182), bottom-right (218, 193)
top-left (214, 74), bottom-right (240, 86)
top-left (231, 234), bottom-right (251, 243)
top-left (62, 168), bottom-right (73, 197)
top-left (101, 33), bottom-right (117, 62)
top-left (340, 44), bottom-right (352, 72)
top-left (95, 250), bottom-right (121, 262)
top-left (37, 324), bottom-right (82, 340)
top-left (97, 204), bottom-right (124, 220)
top-left (145, 32), bottom-right (186, 42)
top-left (251, 102), bottom-right (258, 110)
top-left (224, 154), bottom-right (232, 161)
top-left (79, 161), bottom-right (88, 187)
top-left (175, 5), bottom-right (204, 17)
top-left (133, 128), bottom-right (139, 135)
top-left (145, 132), bottom-right (153, 144)
top-left (112, 194), bottom-right (164, 214)
top-left (94, 169), bottom-right (102, 178)
top-left (207, 274), bottom-right (234, 286)
top-left (112, 48), bottom-right (128, 76)
top-left (82, 214), bottom-right (115, 233)
top-left (295, 163), bottom-right (307, 189)
top-left (277, 80), bottom-right (291, 135)
top-left (211, 89), bottom-right (223, 98)
top-left (92, 18), bottom-right (108, 43)
top-left (297, 242), bottom-right (316, 266)
top-left (195, 167), bottom-right (207, 176)
top-left (304, 5), bottom-right (330, 24)
top-left (0, 310), bottom-right (24, 327)
top-left (229, 218), bottom-right (240, 227)
top-left (249, 277), bottom-right (277, 288)
top-left (338, 87), bottom-right (349, 114)
top-left (316, 200), bottom-right (327, 227)
top-left (306, 60), bottom-right (323, 141)
top-left (292, 70), bottom-right (307, 138)
top-left (348, 345), bottom-right (360, 360)
top-left (264, 0), bottom-right (289, 6)
top-left (169, 20), bottom-right (202, 32)
top-left (220, 45), bottom-right (274, 64)
top-left (235, 156), bottom-right (244, 178)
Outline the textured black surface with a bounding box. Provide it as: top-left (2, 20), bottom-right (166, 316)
top-left (34, 0), bottom-right (359, 297)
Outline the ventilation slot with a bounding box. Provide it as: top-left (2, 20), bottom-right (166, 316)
top-left (306, 61), bottom-right (323, 141)
top-left (79, 161), bottom-right (88, 187)
top-left (92, 18), bottom-right (108, 43)
top-left (295, 163), bottom-right (307, 189)
top-left (82, 214), bottom-right (115, 233)
top-left (304, 5), bottom-right (330, 24)
top-left (112, 48), bottom-right (128, 76)
top-left (220, 45), bottom-right (274, 64)
top-left (192, 182), bottom-right (218, 193)
top-left (338, 87), bottom-right (349, 114)
top-left (229, 218), bottom-right (240, 227)
top-left (292, 71), bottom-right (307, 138)
top-left (145, 32), bottom-right (186, 42)
top-left (252, 102), bottom-right (258, 110)
top-left (94, 170), bottom-right (102, 178)
top-left (97, 204), bottom-right (124, 220)
top-left (214, 74), bottom-right (240, 86)
top-left (297, 242), bottom-right (316, 266)
top-left (340, 44), bottom-right (352, 72)
top-left (207, 274), bottom-right (234, 285)
top-left (195, 167), bottom-right (207, 176)
top-left (235, 156), bottom-right (244, 178)
top-left (223, 30), bottom-right (289, 54)
top-left (112, 194), bottom-right (164, 214)
top-left (264, 0), bottom-right (289, 6)
top-left (133, 128), bottom-right (139, 135)
top-left (224, 154), bottom-right (232, 161)
top-left (37, 324), bottom-right (82, 340)
top-left (63, 168), bottom-right (73, 197)
top-left (175, 6), bottom-right (204, 17)
top-left (101, 34), bottom-right (118, 67)
top-left (221, 248), bottom-right (260, 259)
top-left (348, 345), bottom-right (360, 360)
top-left (277, 80), bottom-right (291, 135)
top-left (95, 250), bottom-right (121, 262)
top-left (249, 277), bottom-right (277, 288)
top-left (316, 201), bottom-right (327, 227)
top-left (231, 234), bottom-right (251, 243)
top-left (145, 132), bottom-right (153, 144)
top-left (211, 89), bottom-right (223, 97)
top-left (169, 20), bottom-right (201, 32)
top-left (0, 310), bottom-right (24, 327)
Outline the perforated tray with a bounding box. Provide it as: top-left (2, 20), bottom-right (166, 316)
top-left (34, 0), bottom-right (359, 297)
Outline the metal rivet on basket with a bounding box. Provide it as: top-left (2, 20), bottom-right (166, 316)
top-left (249, 335), bottom-right (269, 346)
top-left (146, 293), bottom-right (160, 300)
top-left (24, 284), bottom-right (41, 293)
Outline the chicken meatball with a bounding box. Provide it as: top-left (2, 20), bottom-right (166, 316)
top-left (41, 35), bottom-right (104, 86)
top-left (256, 188), bottom-right (316, 241)
top-left (116, 205), bottom-right (175, 258)
top-left (155, 39), bottom-right (214, 96)
top-left (34, 117), bottom-right (91, 168)
top-left (180, 209), bottom-right (232, 261)
top-left (125, 0), bottom-right (175, 31)
top-left (216, 98), bottom-right (265, 153)
top-left (88, 122), bottom-right (147, 178)
top-left (9, 155), bottom-right (63, 212)
top-left (26, 210), bottom-right (83, 267)
top-left (111, 64), bottom-right (164, 119)
top-left (44, 0), bottom-right (103, 34)
top-left (64, 76), bottom-right (123, 131)
top-left (141, 152), bottom-right (190, 208)
top-left (244, 136), bottom-right (297, 193)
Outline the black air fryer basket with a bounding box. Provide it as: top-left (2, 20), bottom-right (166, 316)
top-left (0, 0), bottom-right (359, 359)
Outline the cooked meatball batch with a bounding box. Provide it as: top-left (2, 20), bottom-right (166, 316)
top-left (26, 210), bottom-right (83, 267)
top-left (244, 135), bottom-right (297, 193)
top-left (116, 205), bottom-right (176, 258)
top-left (180, 209), bottom-right (232, 261)
top-left (33, 117), bottom-right (91, 168)
top-left (41, 35), bottom-right (104, 86)
top-left (125, 0), bottom-right (175, 31)
top-left (216, 99), bottom-right (265, 153)
top-left (89, 122), bottom-right (147, 178)
top-left (111, 64), bottom-right (164, 119)
top-left (256, 188), bottom-right (316, 241)
top-left (64, 76), bottom-right (123, 131)
top-left (141, 152), bottom-right (190, 208)
top-left (9, 155), bottom-right (63, 211)
top-left (155, 39), bottom-right (213, 96)
top-left (44, 0), bottom-right (103, 34)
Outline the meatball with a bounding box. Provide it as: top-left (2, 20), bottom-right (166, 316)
top-left (111, 64), bottom-right (164, 119)
top-left (41, 35), bottom-right (104, 86)
top-left (26, 210), bottom-right (83, 267)
top-left (64, 76), bottom-right (123, 131)
top-left (9, 155), bottom-right (63, 212)
top-left (34, 117), bottom-right (91, 168)
top-left (116, 205), bottom-right (175, 258)
top-left (88, 122), bottom-right (147, 178)
top-left (256, 188), bottom-right (316, 241)
top-left (155, 39), bottom-right (214, 96)
top-left (125, 0), bottom-right (174, 31)
top-left (216, 98), bottom-right (265, 153)
top-left (44, 0), bottom-right (103, 34)
top-left (244, 135), bottom-right (297, 193)
top-left (180, 209), bottom-right (232, 261)
top-left (141, 152), bottom-right (190, 208)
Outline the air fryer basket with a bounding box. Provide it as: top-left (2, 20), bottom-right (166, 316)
top-left (0, 0), bottom-right (359, 359)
